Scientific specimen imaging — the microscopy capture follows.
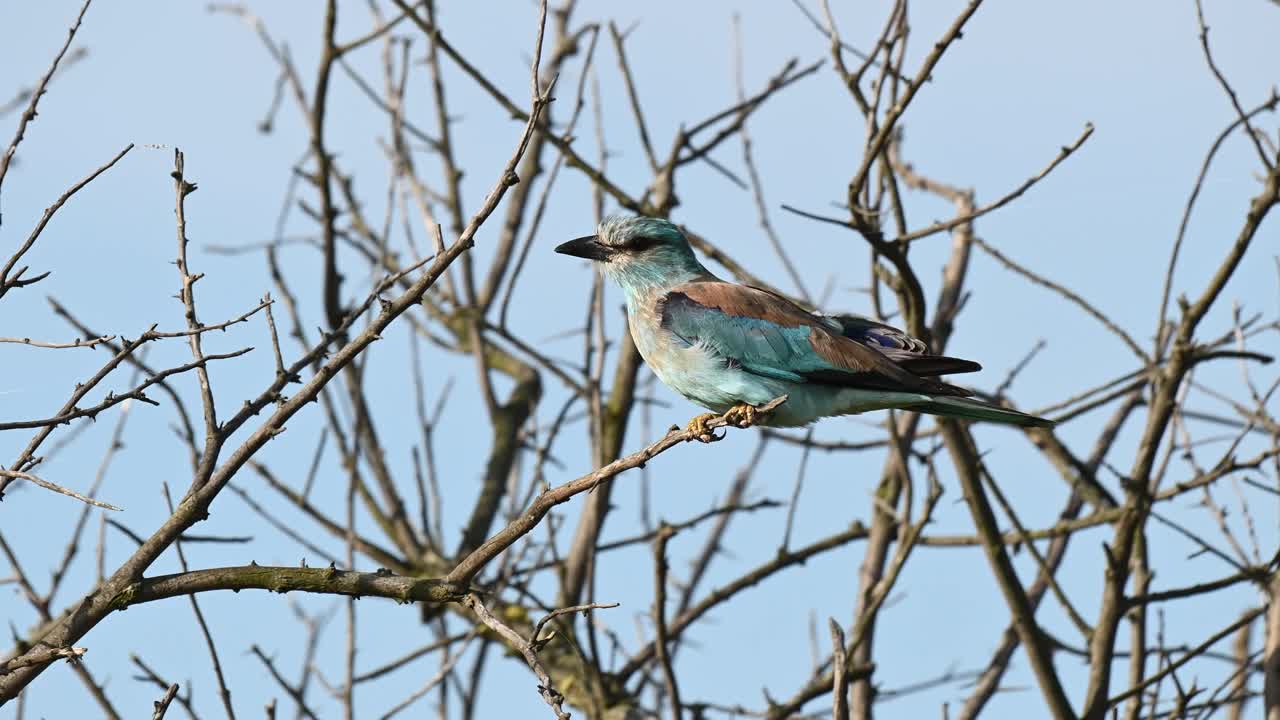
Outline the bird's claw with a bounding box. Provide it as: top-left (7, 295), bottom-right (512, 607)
top-left (722, 402), bottom-right (760, 428)
top-left (684, 403), bottom-right (763, 443)
top-left (684, 412), bottom-right (721, 443)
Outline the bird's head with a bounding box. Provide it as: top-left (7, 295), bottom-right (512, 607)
top-left (555, 215), bottom-right (706, 293)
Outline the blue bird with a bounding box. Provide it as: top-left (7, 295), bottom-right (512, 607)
top-left (555, 216), bottom-right (1052, 437)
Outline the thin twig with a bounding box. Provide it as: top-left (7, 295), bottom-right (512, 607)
top-left (151, 683), bottom-right (180, 720)
top-left (0, 469), bottom-right (121, 510)
top-left (0, 0), bottom-right (94, 196)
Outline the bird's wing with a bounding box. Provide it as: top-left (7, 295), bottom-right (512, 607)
top-left (659, 281), bottom-right (971, 396)
top-left (740, 285), bottom-right (980, 376)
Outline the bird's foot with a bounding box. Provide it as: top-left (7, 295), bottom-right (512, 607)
top-left (722, 402), bottom-right (760, 428)
top-left (684, 403), bottom-right (765, 443)
top-left (684, 413), bottom-right (721, 443)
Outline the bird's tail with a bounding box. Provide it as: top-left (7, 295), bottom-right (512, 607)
top-left (912, 396), bottom-right (1054, 428)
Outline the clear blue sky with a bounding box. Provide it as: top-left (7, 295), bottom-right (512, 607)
top-left (3, 1), bottom-right (1278, 717)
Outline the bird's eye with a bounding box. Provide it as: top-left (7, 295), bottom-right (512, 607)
top-left (622, 235), bottom-right (660, 251)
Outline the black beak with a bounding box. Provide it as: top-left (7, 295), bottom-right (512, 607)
top-left (554, 234), bottom-right (612, 261)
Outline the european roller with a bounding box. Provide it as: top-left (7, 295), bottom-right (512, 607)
top-left (555, 215), bottom-right (1052, 437)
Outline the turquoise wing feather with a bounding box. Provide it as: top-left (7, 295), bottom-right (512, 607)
top-left (660, 301), bottom-right (811, 382)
